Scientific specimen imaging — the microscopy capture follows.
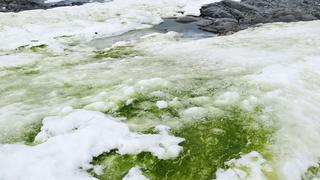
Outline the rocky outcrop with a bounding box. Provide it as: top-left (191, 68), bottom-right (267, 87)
top-left (198, 0), bottom-right (320, 34)
top-left (0, 0), bottom-right (103, 12)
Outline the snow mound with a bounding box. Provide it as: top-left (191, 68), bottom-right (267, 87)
top-left (0, 109), bottom-right (184, 180)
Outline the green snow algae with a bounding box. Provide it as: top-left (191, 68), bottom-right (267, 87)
top-left (94, 46), bottom-right (140, 59)
top-left (302, 163), bottom-right (320, 180)
top-left (114, 95), bottom-right (179, 119)
top-left (90, 107), bottom-right (273, 180)
top-left (3, 120), bottom-right (43, 145)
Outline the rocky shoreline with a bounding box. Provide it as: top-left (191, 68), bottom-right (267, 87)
top-left (0, 0), bottom-right (103, 12)
top-left (197, 0), bottom-right (320, 34)
top-left (1, 0), bottom-right (320, 35)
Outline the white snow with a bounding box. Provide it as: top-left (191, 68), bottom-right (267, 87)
top-left (216, 151), bottom-right (271, 180)
top-left (135, 78), bottom-right (170, 93)
top-left (0, 54), bottom-right (39, 68)
top-left (156, 100), bottom-right (168, 109)
top-left (182, 107), bottom-right (208, 120)
top-left (214, 91), bottom-right (240, 105)
top-left (123, 166), bottom-right (149, 180)
top-left (0, 0), bottom-right (219, 51)
top-left (0, 110), bottom-right (184, 180)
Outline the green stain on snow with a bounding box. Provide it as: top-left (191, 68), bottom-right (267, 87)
top-left (68, 40), bottom-right (81, 47)
top-left (62, 83), bottom-right (103, 98)
top-left (14, 44), bottom-right (56, 57)
top-left (112, 94), bottom-right (179, 120)
top-left (30, 44), bottom-right (48, 52)
top-left (22, 120), bottom-right (42, 145)
top-left (4, 120), bottom-right (43, 145)
top-left (16, 44), bottom-right (48, 53)
top-left (1, 63), bottom-right (40, 76)
top-left (94, 46), bottom-right (140, 59)
top-left (90, 107), bottom-right (273, 180)
top-left (302, 163), bottom-right (320, 180)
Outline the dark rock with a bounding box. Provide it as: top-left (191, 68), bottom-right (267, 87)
top-left (0, 0), bottom-right (105, 12)
top-left (198, 0), bottom-right (320, 34)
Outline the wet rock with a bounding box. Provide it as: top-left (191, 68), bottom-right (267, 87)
top-left (198, 0), bottom-right (320, 34)
top-left (176, 16), bottom-right (199, 23)
top-left (154, 17), bottom-right (215, 39)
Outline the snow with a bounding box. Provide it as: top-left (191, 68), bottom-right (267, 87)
top-left (0, 54), bottom-right (39, 68)
top-left (0, 110), bottom-right (184, 180)
top-left (216, 151), bottom-right (271, 180)
top-left (156, 100), bottom-right (168, 109)
top-left (182, 107), bottom-right (208, 120)
top-left (135, 21), bottom-right (320, 179)
top-left (214, 91), bottom-right (240, 105)
top-left (123, 166), bottom-right (149, 180)
top-left (135, 78), bottom-right (170, 93)
top-left (0, 0), bottom-right (218, 51)
top-left (0, 0), bottom-right (320, 179)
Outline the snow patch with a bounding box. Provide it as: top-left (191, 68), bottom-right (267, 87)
top-left (0, 110), bottom-right (184, 180)
top-left (0, 54), bottom-right (39, 68)
top-left (123, 166), bottom-right (149, 180)
top-left (156, 100), bottom-right (168, 109)
top-left (216, 151), bottom-right (271, 180)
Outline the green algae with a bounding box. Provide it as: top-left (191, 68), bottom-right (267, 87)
top-left (94, 46), bottom-right (140, 59)
top-left (62, 83), bottom-right (104, 98)
top-left (54, 35), bottom-right (73, 39)
top-left (68, 40), bottom-right (81, 47)
top-left (16, 44), bottom-right (48, 53)
top-left (302, 163), bottom-right (320, 180)
top-left (13, 44), bottom-right (57, 57)
top-left (22, 120), bottom-right (43, 145)
top-left (1, 63), bottom-right (40, 76)
top-left (30, 44), bottom-right (48, 52)
top-left (112, 94), bottom-right (179, 120)
top-left (3, 120), bottom-right (43, 145)
top-left (107, 75), bottom-right (233, 122)
top-left (90, 107), bottom-right (273, 180)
